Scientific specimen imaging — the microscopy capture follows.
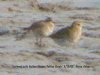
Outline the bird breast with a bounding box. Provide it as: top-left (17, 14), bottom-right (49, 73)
top-left (72, 28), bottom-right (82, 42)
top-left (43, 22), bottom-right (54, 36)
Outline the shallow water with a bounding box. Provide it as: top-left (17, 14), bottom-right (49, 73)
top-left (39, 0), bottom-right (100, 8)
top-left (0, 0), bottom-right (100, 75)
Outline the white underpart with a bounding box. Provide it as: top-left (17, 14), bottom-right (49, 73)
top-left (44, 23), bottom-right (54, 36)
top-left (73, 27), bottom-right (82, 43)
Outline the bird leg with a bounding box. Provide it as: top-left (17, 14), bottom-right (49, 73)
top-left (34, 34), bottom-right (39, 45)
top-left (39, 36), bottom-right (45, 47)
top-left (35, 35), bottom-right (45, 47)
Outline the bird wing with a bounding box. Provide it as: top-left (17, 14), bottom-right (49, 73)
top-left (50, 26), bottom-right (71, 39)
top-left (30, 21), bottom-right (46, 30)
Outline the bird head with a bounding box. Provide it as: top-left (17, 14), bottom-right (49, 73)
top-left (45, 17), bottom-right (53, 22)
top-left (71, 21), bottom-right (82, 29)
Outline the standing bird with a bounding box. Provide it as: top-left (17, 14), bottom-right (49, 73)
top-left (50, 21), bottom-right (82, 47)
top-left (23, 17), bottom-right (55, 47)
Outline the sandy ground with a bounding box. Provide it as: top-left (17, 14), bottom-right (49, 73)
top-left (0, 0), bottom-right (100, 75)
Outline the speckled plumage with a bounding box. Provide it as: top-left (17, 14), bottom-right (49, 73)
top-left (23, 17), bottom-right (55, 46)
top-left (50, 21), bottom-right (82, 46)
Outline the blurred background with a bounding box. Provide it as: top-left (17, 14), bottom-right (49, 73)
top-left (0, 0), bottom-right (100, 75)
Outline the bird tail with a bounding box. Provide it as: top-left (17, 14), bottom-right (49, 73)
top-left (49, 33), bottom-right (57, 38)
top-left (22, 27), bottom-right (29, 30)
top-left (22, 27), bottom-right (31, 32)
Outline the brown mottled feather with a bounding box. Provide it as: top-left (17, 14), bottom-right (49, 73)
top-left (50, 21), bottom-right (82, 44)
